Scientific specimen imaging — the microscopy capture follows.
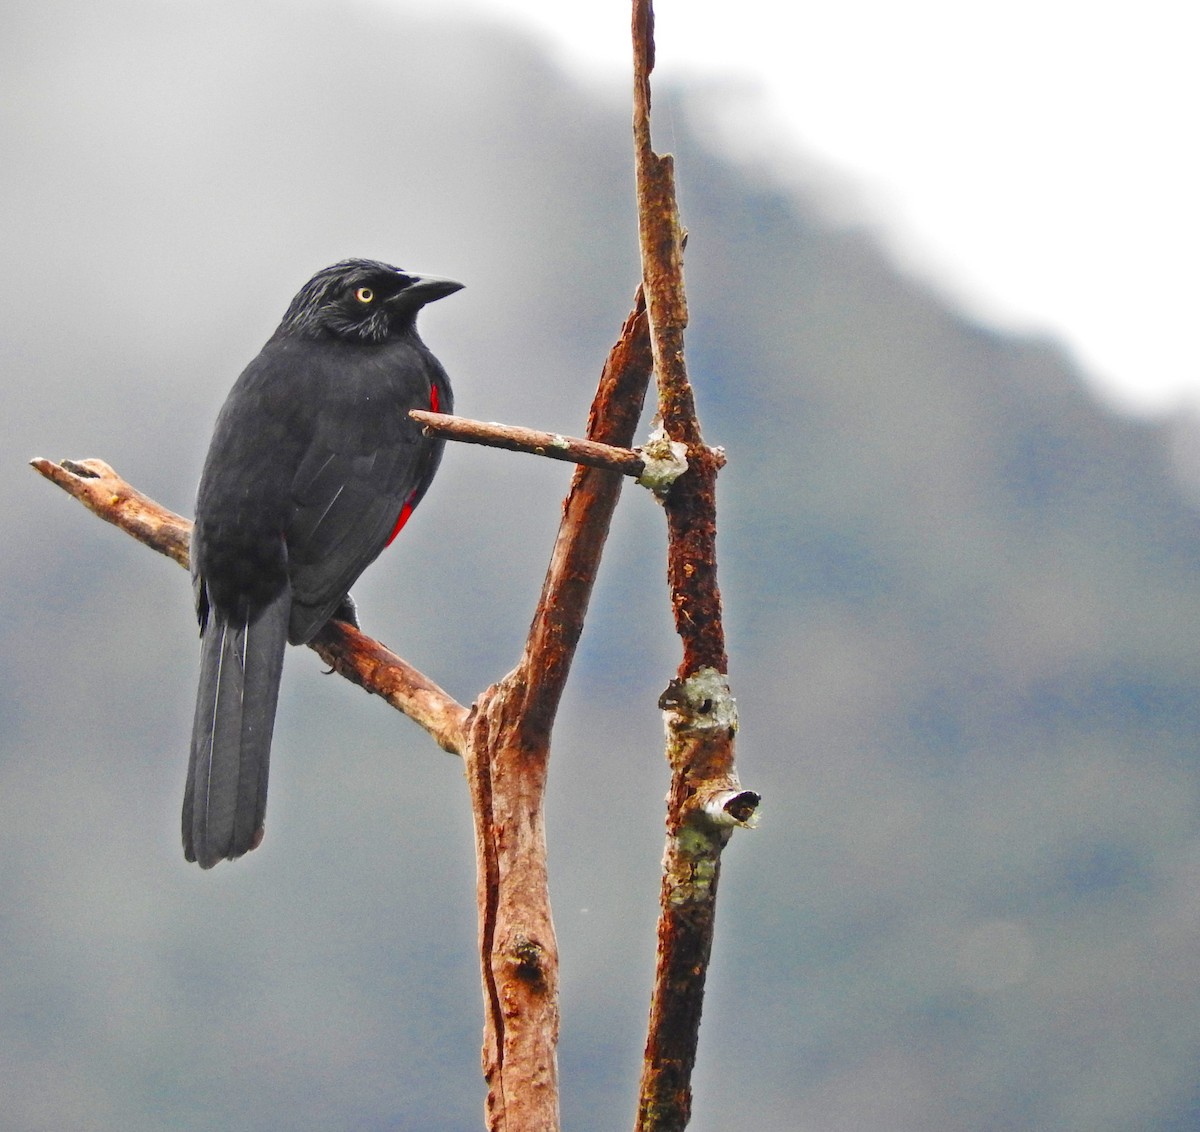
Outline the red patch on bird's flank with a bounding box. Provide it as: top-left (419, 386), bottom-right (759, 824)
top-left (386, 496), bottom-right (416, 546)
top-left (386, 384), bottom-right (441, 547)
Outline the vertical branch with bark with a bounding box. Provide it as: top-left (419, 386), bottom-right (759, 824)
top-left (631, 3), bottom-right (759, 1130)
top-left (459, 297), bottom-right (653, 1131)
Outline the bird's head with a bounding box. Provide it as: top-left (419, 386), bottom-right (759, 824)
top-left (276, 258), bottom-right (463, 344)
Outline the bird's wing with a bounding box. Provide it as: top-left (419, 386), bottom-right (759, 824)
top-left (283, 351), bottom-right (447, 643)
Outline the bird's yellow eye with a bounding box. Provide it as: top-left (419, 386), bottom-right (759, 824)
top-left (355, 287), bottom-right (375, 303)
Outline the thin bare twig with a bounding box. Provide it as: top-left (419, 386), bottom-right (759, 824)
top-left (631, 4), bottom-right (724, 677)
top-left (411, 410), bottom-right (647, 477)
top-left (28, 456), bottom-right (469, 754)
top-left (311, 621), bottom-right (469, 756)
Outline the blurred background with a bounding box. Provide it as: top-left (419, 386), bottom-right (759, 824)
top-left (5, 2), bottom-right (1200, 1129)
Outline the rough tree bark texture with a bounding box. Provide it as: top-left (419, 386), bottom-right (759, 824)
top-left (462, 297), bottom-right (654, 1132)
top-left (631, 3), bottom-right (759, 1130)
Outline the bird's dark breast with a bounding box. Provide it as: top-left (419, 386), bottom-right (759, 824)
top-left (279, 337), bottom-right (449, 642)
top-left (194, 333), bottom-right (447, 639)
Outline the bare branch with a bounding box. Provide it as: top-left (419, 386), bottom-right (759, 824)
top-left (521, 293), bottom-right (653, 720)
top-left (411, 410), bottom-right (646, 477)
top-left (466, 292), bottom-right (654, 1132)
top-left (630, 4), bottom-right (758, 1130)
top-left (30, 457), bottom-right (192, 567)
top-left (29, 457), bottom-right (469, 754)
top-left (632, 4), bottom-right (698, 452)
top-left (630, 8), bottom-right (726, 676)
top-left (311, 621), bottom-right (469, 757)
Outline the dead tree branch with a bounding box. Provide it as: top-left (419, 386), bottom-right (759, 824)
top-left (29, 456), bottom-right (470, 755)
top-left (631, 3), bottom-right (760, 1130)
top-left (310, 621), bottom-right (470, 756)
top-left (30, 457), bottom-right (192, 568)
top-left (463, 294), bottom-right (653, 1131)
top-left (410, 410), bottom-right (647, 477)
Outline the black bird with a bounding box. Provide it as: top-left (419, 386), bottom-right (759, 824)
top-left (185, 259), bottom-right (461, 868)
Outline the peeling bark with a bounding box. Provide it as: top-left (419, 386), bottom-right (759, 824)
top-left (630, 4), bottom-right (759, 1130)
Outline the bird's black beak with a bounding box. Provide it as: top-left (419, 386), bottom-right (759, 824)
top-left (394, 274), bottom-right (464, 305)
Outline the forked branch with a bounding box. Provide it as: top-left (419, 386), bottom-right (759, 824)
top-left (463, 293), bottom-right (653, 1132)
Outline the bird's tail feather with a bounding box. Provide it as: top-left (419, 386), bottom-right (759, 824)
top-left (184, 585), bottom-right (289, 868)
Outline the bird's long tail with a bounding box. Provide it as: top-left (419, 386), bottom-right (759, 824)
top-left (183, 586), bottom-right (289, 868)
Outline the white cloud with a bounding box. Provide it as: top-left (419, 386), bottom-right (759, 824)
top-left (447, 0), bottom-right (1200, 415)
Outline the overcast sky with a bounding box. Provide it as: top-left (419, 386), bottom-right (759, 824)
top-left (449, 0), bottom-right (1197, 417)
